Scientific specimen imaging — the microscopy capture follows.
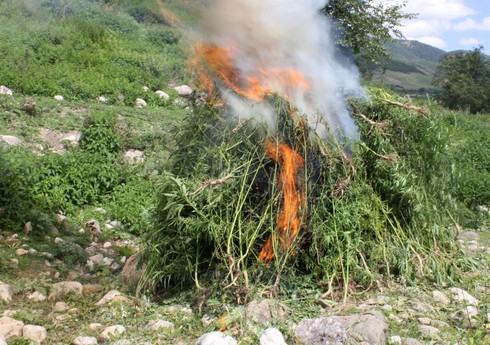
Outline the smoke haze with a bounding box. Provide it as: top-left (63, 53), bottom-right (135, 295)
top-left (196, 0), bottom-right (365, 139)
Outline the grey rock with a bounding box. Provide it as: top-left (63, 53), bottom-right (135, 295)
top-left (23, 325), bottom-right (47, 343)
top-left (89, 323), bottom-right (103, 331)
top-left (88, 254), bottom-right (104, 265)
top-left (73, 336), bottom-right (98, 345)
top-left (0, 85), bottom-right (13, 96)
top-left (155, 90), bottom-right (170, 100)
top-left (389, 335), bottom-right (402, 344)
top-left (0, 282), bottom-right (12, 303)
top-left (50, 281), bottom-right (83, 300)
top-left (174, 85), bottom-right (193, 96)
top-left (448, 287), bottom-right (479, 306)
top-left (196, 331), bottom-right (237, 345)
top-left (99, 325), bottom-right (125, 341)
top-left (27, 291), bottom-right (47, 302)
top-left (54, 302), bottom-right (70, 312)
top-left (410, 302), bottom-right (434, 313)
top-left (417, 317), bottom-right (431, 325)
top-left (331, 311), bottom-right (387, 345)
top-left (145, 319), bottom-right (175, 331)
top-left (0, 135), bottom-right (21, 146)
top-left (294, 317), bottom-right (348, 344)
top-left (260, 328), bottom-right (287, 345)
top-left (452, 305), bottom-right (479, 329)
top-left (402, 338), bottom-right (422, 345)
top-left (418, 325), bottom-right (439, 336)
top-left (95, 290), bottom-right (128, 306)
top-left (247, 300), bottom-right (272, 323)
top-left (54, 95), bottom-right (64, 101)
top-left (0, 317), bottom-right (24, 339)
top-left (135, 98), bottom-right (147, 108)
top-left (457, 231), bottom-right (479, 241)
top-left (432, 290), bottom-right (450, 306)
top-left (97, 96), bottom-right (108, 103)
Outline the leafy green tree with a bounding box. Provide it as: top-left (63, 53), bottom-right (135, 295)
top-left (432, 47), bottom-right (490, 114)
top-left (323, 0), bottom-right (415, 69)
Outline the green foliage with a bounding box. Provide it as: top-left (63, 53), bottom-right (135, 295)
top-left (80, 111), bottom-right (123, 158)
top-left (0, 0), bottom-right (187, 104)
top-left (52, 240), bottom-right (88, 266)
top-left (433, 47), bottom-right (490, 114)
top-left (141, 88), bottom-right (463, 298)
top-left (323, 0), bottom-right (415, 69)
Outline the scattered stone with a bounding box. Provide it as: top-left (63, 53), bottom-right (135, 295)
top-left (113, 340), bottom-right (131, 345)
top-left (0, 283), bottom-right (12, 303)
top-left (88, 254), bottom-right (104, 265)
top-left (411, 302), bottom-right (434, 313)
top-left (41, 252), bottom-right (54, 259)
top-left (54, 237), bottom-right (64, 244)
top-left (260, 328), bottom-right (287, 345)
top-left (27, 291), bottom-right (47, 302)
top-left (55, 314), bottom-right (71, 321)
top-left (0, 135), bottom-right (22, 146)
top-left (145, 319), bottom-right (175, 331)
top-left (83, 284), bottom-right (104, 295)
top-left (9, 259), bottom-right (18, 266)
top-left (402, 338), bottom-right (423, 345)
top-left (121, 253), bottom-right (145, 290)
top-left (94, 208), bottom-right (106, 214)
top-left (417, 317), bottom-right (431, 325)
top-left (174, 85), bottom-right (193, 96)
top-left (23, 325), bottom-right (47, 343)
top-left (95, 290), bottom-right (129, 306)
top-left (143, 86), bottom-right (150, 92)
top-left (457, 231), bottom-right (479, 241)
top-left (452, 305), bottom-right (479, 329)
top-left (103, 241), bottom-right (112, 248)
top-left (15, 248), bottom-right (29, 256)
top-left (389, 335), bottom-right (402, 345)
top-left (135, 98), bottom-right (147, 108)
top-left (73, 336), bottom-right (98, 345)
top-left (50, 281), bottom-right (83, 300)
top-left (2, 310), bottom-right (17, 317)
top-left (89, 323), bottom-right (103, 331)
top-left (0, 317), bottom-right (24, 339)
top-left (196, 331), bottom-right (237, 345)
top-left (109, 220), bottom-right (122, 227)
top-left (85, 219), bottom-right (102, 241)
top-left (54, 302), bottom-right (70, 312)
top-left (54, 95), bottom-right (64, 101)
top-left (96, 96), bottom-right (108, 103)
top-left (448, 287), bottom-right (479, 306)
top-left (331, 311), bottom-right (387, 344)
top-left (0, 85), bottom-right (13, 96)
top-left (155, 90), bottom-right (170, 100)
top-left (120, 256), bottom-right (127, 264)
top-left (294, 317), bottom-right (348, 344)
top-left (418, 325), bottom-right (439, 336)
top-left (24, 221), bottom-right (32, 235)
top-left (99, 325), bottom-right (125, 341)
top-left (124, 149), bottom-right (144, 164)
top-left (432, 290), bottom-right (450, 306)
top-left (201, 315), bottom-right (215, 326)
top-left (173, 98), bottom-right (187, 108)
top-left (247, 300), bottom-right (272, 323)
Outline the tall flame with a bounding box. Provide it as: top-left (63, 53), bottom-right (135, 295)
top-left (259, 140), bottom-right (305, 262)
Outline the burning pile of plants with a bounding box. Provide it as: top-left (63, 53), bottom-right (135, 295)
top-left (139, 0), bottom-right (469, 301)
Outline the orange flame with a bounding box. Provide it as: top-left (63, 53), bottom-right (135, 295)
top-left (192, 43), bottom-right (310, 102)
top-left (259, 140), bottom-right (305, 262)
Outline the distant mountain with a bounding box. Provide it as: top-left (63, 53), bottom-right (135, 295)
top-left (368, 40), bottom-right (447, 94)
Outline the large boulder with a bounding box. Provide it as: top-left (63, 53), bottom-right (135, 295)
top-left (23, 325), bottom-right (47, 343)
top-left (0, 317), bottom-right (24, 339)
top-left (0, 283), bottom-right (12, 303)
top-left (0, 135), bottom-right (22, 146)
top-left (49, 281), bottom-right (83, 300)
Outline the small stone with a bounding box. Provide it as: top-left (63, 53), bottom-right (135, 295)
top-left (0, 283), bottom-right (13, 303)
top-left (417, 317), bottom-right (431, 325)
top-left (95, 290), bottom-right (129, 306)
top-left (0, 317), bottom-right (24, 339)
top-left (109, 220), bottom-right (122, 227)
top-left (54, 302), bottom-right (70, 312)
top-left (411, 302), bottom-right (434, 313)
top-left (389, 335), bottom-right (402, 344)
top-left (102, 257), bottom-right (115, 267)
top-left (54, 237), bottom-right (64, 244)
top-left (41, 252), bottom-right (54, 259)
top-left (196, 331), bottom-right (237, 345)
top-left (173, 85), bottom-right (193, 96)
top-left (452, 305), bottom-right (479, 329)
top-left (89, 254), bottom-right (104, 265)
top-left (49, 281), bottom-right (83, 300)
top-left (2, 310), bottom-right (18, 317)
top-left (89, 323), bottom-right (103, 331)
top-left (0, 135), bottom-right (22, 146)
top-left (73, 336), bottom-right (98, 345)
top-left (124, 150), bottom-right (144, 164)
top-left (418, 325), bottom-right (439, 336)
top-left (448, 287), bottom-right (479, 306)
top-left (15, 248), bottom-right (29, 256)
top-left (9, 259), bottom-right (18, 266)
top-left (260, 328), bottom-right (287, 345)
top-left (135, 98), bottom-right (147, 108)
top-left (120, 256), bottom-right (127, 264)
top-left (402, 338), bottom-right (423, 345)
top-left (83, 284), bottom-right (104, 295)
top-left (201, 315), bottom-right (215, 326)
top-left (145, 319), bottom-right (175, 331)
top-left (0, 85), bottom-right (13, 96)
top-left (247, 300), bottom-right (272, 323)
top-left (27, 291), bottom-right (47, 302)
top-left (103, 242), bottom-right (112, 248)
top-left (155, 90), bottom-right (170, 100)
top-left (381, 304), bottom-right (393, 311)
top-left (432, 290), bottom-right (450, 306)
top-left (54, 95), bottom-right (64, 101)
top-left (24, 222), bottom-right (32, 235)
top-left (99, 325), bottom-right (125, 341)
top-left (96, 96), bottom-right (108, 103)
top-left (55, 314), bottom-right (71, 321)
top-left (143, 86), bottom-right (150, 92)
top-left (23, 325), bottom-right (47, 343)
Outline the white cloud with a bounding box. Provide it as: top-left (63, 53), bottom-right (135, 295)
top-left (454, 17), bottom-right (490, 31)
top-left (459, 37), bottom-right (480, 46)
top-left (416, 36), bottom-right (448, 49)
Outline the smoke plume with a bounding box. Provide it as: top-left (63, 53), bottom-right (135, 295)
top-left (195, 0), bottom-right (365, 139)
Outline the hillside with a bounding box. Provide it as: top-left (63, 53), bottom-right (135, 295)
top-left (369, 40), bottom-right (447, 94)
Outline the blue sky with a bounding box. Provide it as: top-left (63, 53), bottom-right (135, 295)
top-left (375, 0), bottom-right (490, 52)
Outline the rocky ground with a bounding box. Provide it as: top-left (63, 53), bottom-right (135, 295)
top-left (0, 215), bottom-right (489, 344)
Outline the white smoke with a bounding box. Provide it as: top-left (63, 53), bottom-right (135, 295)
top-left (197, 0), bottom-right (365, 139)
